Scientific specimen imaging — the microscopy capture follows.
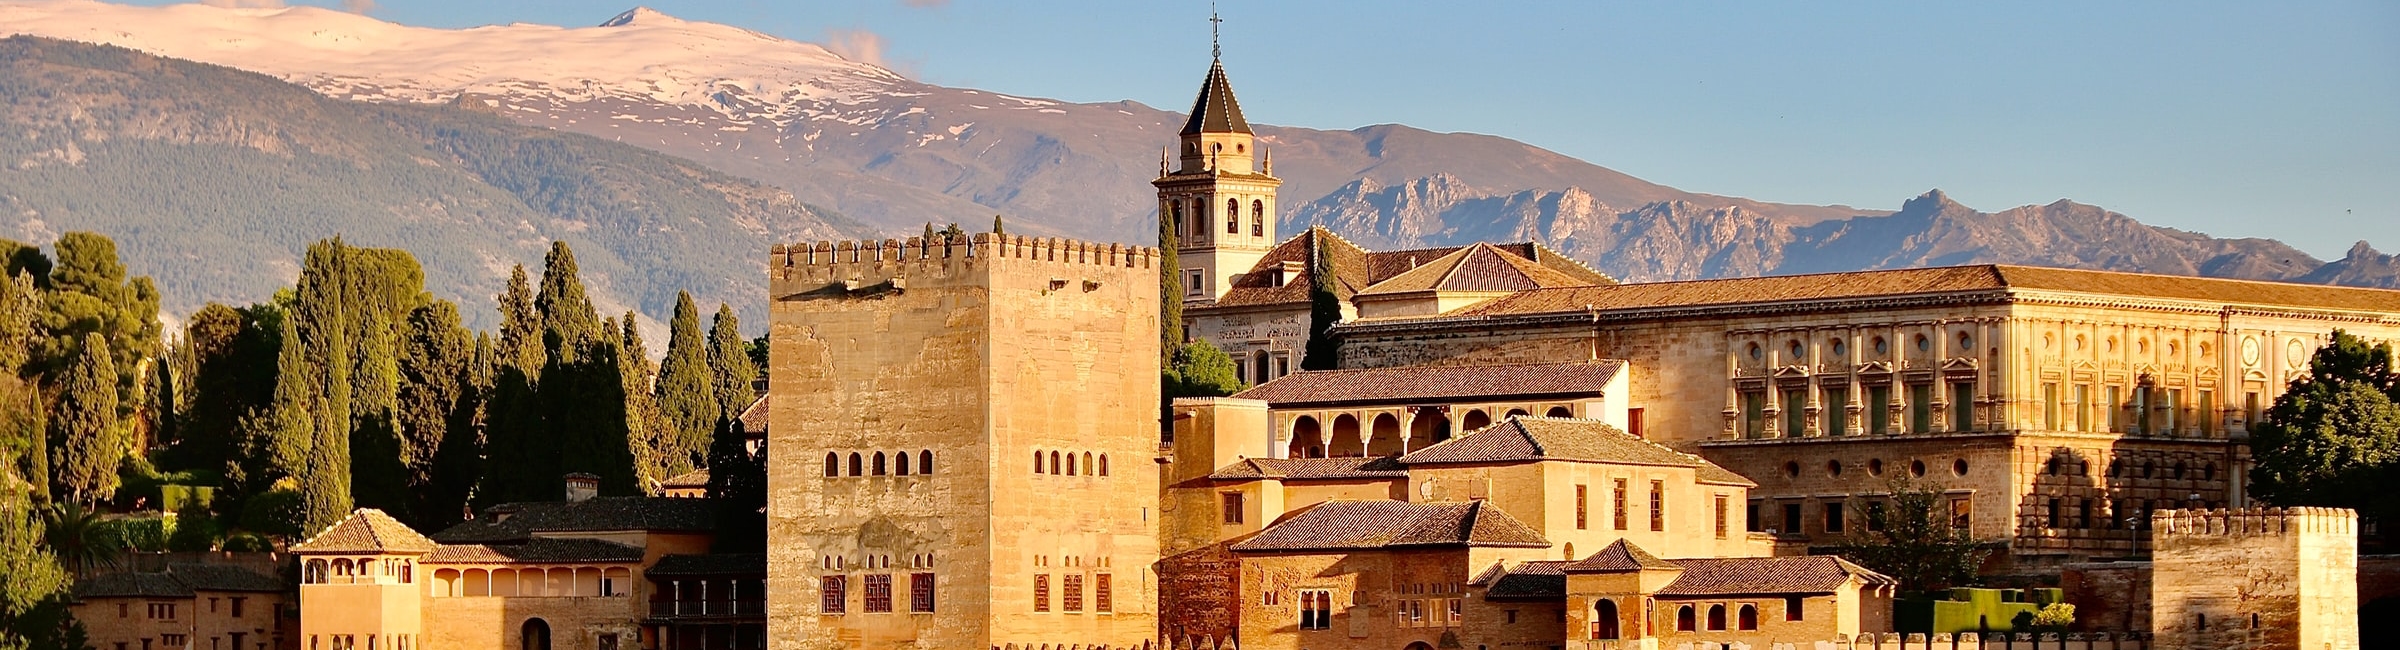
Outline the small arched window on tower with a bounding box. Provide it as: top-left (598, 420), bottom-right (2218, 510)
top-left (920, 450), bottom-right (934, 476)
top-left (824, 453), bottom-right (840, 478)
top-left (1083, 452), bottom-right (1095, 476)
top-left (894, 452), bottom-right (911, 476)
top-left (849, 452), bottom-right (864, 477)
top-left (1227, 198), bottom-right (1241, 234)
top-left (1033, 450), bottom-right (1044, 474)
top-left (1050, 451), bottom-right (1063, 476)
top-left (1099, 454), bottom-right (1110, 477)
top-left (1168, 201), bottom-right (1184, 238)
top-left (1066, 453), bottom-right (1078, 476)
top-left (1252, 200), bottom-right (1265, 236)
top-left (872, 452), bottom-right (887, 476)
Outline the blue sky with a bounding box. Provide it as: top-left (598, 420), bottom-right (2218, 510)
top-left (164, 0), bottom-right (2399, 259)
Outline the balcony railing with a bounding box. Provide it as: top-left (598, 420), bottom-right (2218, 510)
top-left (649, 600), bottom-right (764, 618)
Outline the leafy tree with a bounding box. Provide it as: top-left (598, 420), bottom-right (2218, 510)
top-left (656, 293), bottom-right (715, 471)
top-left (0, 240), bottom-right (50, 289)
top-left (1301, 234), bottom-right (1343, 371)
top-left (1835, 477), bottom-right (1990, 594)
top-left (707, 304), bottom-right (757, 426)
top-left (2029, 602), bottom-right (2076, 633)
top-left (939, 223), bottom-right (966, 241)
top-left (705, 415), bottom-right (764, 553)
top-left (746, 333), bottom-right (768, 387)
top-left (39, 501), bottom-right (117, 577)
top-left (47, 333), bottom-right (123, 505)
top-left (0, 272), bottom-right (37, 376)
top-left (2250, 330), bottom-right (2400, 525)
top-left (164, 500), bottom-right (218, 552)
top-left (36, 233), bottom-right (161, 405)
top-left (0, 378), bottom-right (42, 504)
top-left (1165, 340), bottom-right (1246, 398)
top-left (0, 496), bottom-right (78, 650)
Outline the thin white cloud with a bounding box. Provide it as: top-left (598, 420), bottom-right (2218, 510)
top-left (341, 0), bottom-right (377, 14)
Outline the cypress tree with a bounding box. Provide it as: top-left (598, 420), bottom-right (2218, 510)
top-left (619, 312), bottom-right (678, 485)
top-left (656, 293), bottom-right (714, 470)
top-left (534, 243), bottom-right (601, 365)
top-left (1157, 205), bottom-right (1183, 357)
top-left (395, 301), bottom-right (473, 527)
top-left (707, 304), bottom-right (757, 425)
top-left (704, 414), bottom-right (765, 553)
top-left (496, 265), bottom-right (542, 375)
top-left (0, 272), bottom-right (36, 376)
top-left (263, 317), bottom-right (314, 482)
top-left (1301, 234), bottom-right (1344, 371)
top-left (992, 214), bottom-right (1005, 235)
top-left (294, 240), bottom-right (353, 534)
top-left (478, 264), bottom-right (543, 506)
top-left (47, 333), bottom-right (120, 505)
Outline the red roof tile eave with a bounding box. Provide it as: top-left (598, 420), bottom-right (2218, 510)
top-left (1337, 289), bottom-right (2017, 337)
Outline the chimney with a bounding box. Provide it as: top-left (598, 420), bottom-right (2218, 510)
top-left (563, 473), bottom-right (601, 502)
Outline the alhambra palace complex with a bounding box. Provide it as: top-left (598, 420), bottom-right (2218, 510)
top-left (230, 58), bottom-right (2395, 650)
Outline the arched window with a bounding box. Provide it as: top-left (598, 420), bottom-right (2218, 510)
top-left (1227, 198), bottom-right (1241, 234)
top-left (1083, 453), bottom-right (1094, 476)
top-left (1066, 453), bottom-right (1078, 476)
top-left (895, 452), bottom-right (911, 476)
top-left (1098, 454), bottom-right (1109, 476)
top-left (1677, 605), bottom-right (1696, 632)
top-left (520, 618), bottom-right (551, 650)
top-left (873, 452), bottom-right (887, 475)
top-left (1546, 406), bottom-right (1573, 418)
top-left (1505, 408), bottom-right (1530, 418)
top-left (1252, 200), bottom-right (1265, 237)
top-left (1592, 599), bottom-right (1620, 640)
top-left (1034, 450), bottom-right (1044, 474)
top-left (334, 559), bottom-right (353, 576)
top-left (1738, 604), bottom-right (1759, 630)
top-left (849, 453), bottom-right (863, 477)
top-left (825, 453), bottom-right (840, 477)
top-left (1462, 410), bottom-right (1492, 432)
top-left (1050, 451), bottom-right (1062, 475)
top-left (1252, 350), bottom-right (1271, 385)
top-left (1168, 201), bottom-right (1184, 238)
top-left (400, 562), bottom-right (412, 584)
top-left (920, 450), bottom-right (934, 475)
top-left (1707, 604), bottom-right (1727, 630)
top-left (305, 559), bottom-right (327, 584)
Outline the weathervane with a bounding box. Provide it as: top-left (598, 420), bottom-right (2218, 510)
top-left (1210, 2), bottom-right (1222, 60)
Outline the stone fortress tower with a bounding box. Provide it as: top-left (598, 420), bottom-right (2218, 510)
top-left (1154, 53), bottom-right (1281, 305)
top-left (763, 236), bottom-right (1163, 649)
top-left (2150, 507), bottom-right (2358, 650)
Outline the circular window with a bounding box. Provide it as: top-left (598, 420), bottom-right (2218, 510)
top-left (1958, 332), bottom-right (1973, 350)
top-left (1236, 143), bottom-right (1246, 153)
top-left (2106, 337), bottom-right (2118, 352)
top-left (1783, 461), bottom-right (1801, 479)
top-left (1789, 340), bottom-right (1804, 358)
top-left (2042, 333), bottom-right (2055, 350)
top-left (1867, 459), bottom-right (1884, 476)
top-left (2199, 342), bottom-right (2213, 358)
top-left (2137, 338), bottom-right (2149, 354)
top-left (1915, 335), bottom-right (1931, 352)
top-left (1874, 337), bottom-right (1889, 355)
top-left (1910, 460), bottom-right (1927, 478)
top-left (1830, 339), bottom-right (1847, 356)
top-left (2241, 337), bottom-right (2261, 366)
top-left (2288, 339), bottom-right (2306, 363)
top-left (1953, 459), bottom-right (1970, 476)
top-left (2075, 334), bottom-right (2087, 351)
top-left (1826, 460), bottom-right (1844, 478)
top-left (1748, 343), bottom-right (1763, 361)
top-left (2166, 341), bottom-right (2179, 356)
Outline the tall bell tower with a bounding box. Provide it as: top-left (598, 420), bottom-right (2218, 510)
top-left (1154, 30), bottom-right (1281, 304)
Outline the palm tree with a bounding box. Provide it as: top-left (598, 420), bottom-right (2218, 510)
top-left (44, 501), bottom-right (121, 577)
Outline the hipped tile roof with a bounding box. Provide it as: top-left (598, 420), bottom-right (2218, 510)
top-left (75, 564), bottom-right (282, 599)
top-left (293, 508), bottom-right (439, 554)
top-left (1560, 540), bottom-right (1898, 596)
top-left (1358, 243), bottom-right (1597, 296)
top-left (1232, 361), bottom-right (1622, 407)
top-left (432, 497), bottom-right (724, 544)
top-left (1461, 264), bottom-right (2400, 317)
top-left (738, 396), bottom-right (768, 438)
top-left (1564, 538), bottom-right (1679, 572)
top-left (1397, 417), bottom-right (1755, 487)
top-left (1208, 456), bottom-right (1409, 481)
top-left (1470, 560), bottom-right (1572, 599)
top-left (1231, 500), bottom-right (1549, 552)
top-left (424, 537), bottom-right (645, 564)
top-left (1207, 228), bottom-right (1610, 309)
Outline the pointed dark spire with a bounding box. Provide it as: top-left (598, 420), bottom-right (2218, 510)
top-left (1181, 60), bottom-right (1252, 136)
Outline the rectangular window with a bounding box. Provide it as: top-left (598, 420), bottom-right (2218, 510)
top-left (164, 636), bottom-right (187, 649)
top-left (1783, 388), bottom-right (1807, 436)
top-left (1447, 598), bottom-right (1462, 626)
top-left (1950, 497), bottom-right (1973, 531)
top-left (1575, 485), bottom-right (1589, 530)
top-left (230, 598), bottom-right (244, 619)
top-left (1649, 480), bottom-right (1666, 532)
top-left (2107, 386), bottom-right (2125, 432)
top-left (1742, 392), bottom-right (1766, 438)
top-left (2047, 498), bottom-right (2062, 529)
top-left (1613, 479), bottom-right (1629, 530)
top-left (1221, 493), bottom-right (1245, 525)
top-left (1910, 383), bottom-right (1932, 433)
top-left (1063, 574), bottom-right (1084, 612)
top-left (1869, 385), bottom-right (1892, 435)
top-left (1628, 408), bottom-right (1645, 438)
top-left (2133, 386), bottom-right (2151, 435)
top-left (2168, 388), bottom-right (2185, 433)
top-left (2073, 384), bottom-right (2092, 432)
top-left (820, 576), bottom-right (847, 614)
top-left (910, 573), bottom-right (935, 613)
top-left (1715, 495), bottom-right (1730, 539)
top-left (1183, 270), bottom-right (1203, 297)
top-left (1824, 501), bottom-right (1845, 533)
top-left (1095, 574), bottom-right (1112, 613)
top-left (2042, 382), bottom-right (2060, 430)
top-left (1785, 595), bottom-right (1804, 621)
top-left (1299, 590), bottom-right (1332, 630)
top-left (2199, 390), bottom-right (2216, 435)
top-left (1274, 355), bottom-right (1290, 378)
top-left (2078, 499), bottom-right (2094, 530)
top-left (2245, 392), bottom-right (2262, 428)
top-left (1822, 387), bottom-right (1848, 436)
top-left (1952, 382), bottom-right (1975, 432)
top-left (1782, 503), bottom-right (1802, 534)
top-left (1033, 574), bottom-right (1051, 613)
top-left (863, 574), bottom-right (892, 613)
top-left (1747, 500), bottom-right (1764, 532)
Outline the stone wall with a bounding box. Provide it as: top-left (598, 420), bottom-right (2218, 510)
top-left (2150, 507), bottom-right (2357, 650)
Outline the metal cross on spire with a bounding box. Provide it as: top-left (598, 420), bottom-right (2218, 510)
top-left (1209, 2), bottom-right (1222, 60)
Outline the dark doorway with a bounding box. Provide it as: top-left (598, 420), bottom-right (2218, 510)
top-left (520, 619), bottom-right (551, 650)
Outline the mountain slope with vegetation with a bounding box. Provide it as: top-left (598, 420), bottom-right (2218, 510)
top-left (0, 36), bottom-right (860, 329)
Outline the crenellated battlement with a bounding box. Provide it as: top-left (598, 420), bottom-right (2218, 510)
top-left (2150, 506), bottom-right (2357, 537)
top-left (769, 233), bottom-right (1156, 272)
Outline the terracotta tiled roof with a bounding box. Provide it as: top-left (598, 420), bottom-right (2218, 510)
top-left (165, 564), bottom-right (285, 592)
top-left (661, 469), bottom-right (711, 490)
top-left (1231, 500), bottom-right (1549, 552)
top-left (648, 553), bottom-right (767, 577)
top-left (1398, 417), bottom-right (1755, 487)
top-left (1207, 456), bottom-right (1409, 481)
top-left (738, 396), bottom-right (768, 438)
top-left (1653, 556), bottom-right (1896, 597)
top-left (1564, 538), bottom-right (1679, 572)
top-left (1471, 560), bottom-right (1572, 599)
top-left (1460, 264), bottom-right (2400, 318)
top-left (1231, 360), bottom-right (1621, 407)
top-left (293, 508), bottom-right (439, 554)
top-left (424, 538), bottom-right (646, 564)
top-left (1359, 243), bottom-right (1598, 296)
top-left (432, 497), bottom-right (723, 544)
top-left (1206, 229), bottom-right (1604, 309)
top-left (75, 565), bottom-right (282, 599)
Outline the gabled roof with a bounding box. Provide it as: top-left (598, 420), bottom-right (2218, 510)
top-left (738, 395), bottom-right (768, 438)
top-left (1654, 556), bottom-right (1896, 597)
top-left (1358, 243), bottom-right (1599, 296)
top-left (424, 538), bottom-right (646, 565)
top-left (1470, 560), bottom-right (1572, 600)
top-left (1208, 456), bottom-right (1409, 481)
top-left (1181, 59), bottom-right (1251, 135)
top-left (1564, 538), bottom-right (1679, 572)
top-left (1398, 417), bottom-right (1755, 486)
top-left (1231, 500), bottom-right (1549, 552)
top-left (293, 508), bottom-right (439, 555)
top-left (1459, 264), bottom-right (2400, 318)
top-left (1232, 361), bottom-right (1621, 407)
top-left (1205, 229), bottom-right (1610, 310)
top-left (432, 497), bottom-right (724, 544)
top-left (648, 553), bottom-right (767, 577)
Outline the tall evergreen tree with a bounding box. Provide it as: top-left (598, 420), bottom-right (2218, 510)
top-left (1301, 235), bottom-right (1344, 371)
top-left (496, 265), bottom-right (542, 375)
top-left (293, 241), bottom-right (353, 534)
top-left (47, 333), bottom-right (120, 505)
top-left (0, 272), bottom-right (36, 377)
top-left (534, 243), bottom-right (601, 365)
top-left (1157, 206), bottom-right (1183, 357)
top-left (704, 414), bottom-right (764, 553)
top-left (394, 301), bottom-right (474, 528)
top-left (263, 318), bottom-right (314, 483)
top-left (618, 312), bottom-right (677, 486)
top-left (656, 293), bottom-right (715, 471)
top-left (0, 376), bottom-right (44, 505)
top-left (707, 304), bottom-right (757, 425)
top-left (37, 233), bottom-right (161, 405)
